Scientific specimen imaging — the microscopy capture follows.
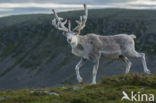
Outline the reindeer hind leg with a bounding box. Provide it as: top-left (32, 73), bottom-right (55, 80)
top-left (119, 55), bottom-right (132, 74)
top-left (126, 50), bottom-right (151, 74)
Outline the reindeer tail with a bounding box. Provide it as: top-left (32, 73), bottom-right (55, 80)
top-left (129, 34), bottom-right (136, 39)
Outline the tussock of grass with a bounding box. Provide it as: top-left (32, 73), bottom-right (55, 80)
top-left (0, 73), bottom-right (156, 103)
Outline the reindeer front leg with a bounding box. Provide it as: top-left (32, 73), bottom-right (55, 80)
top-left (75, 58), bottom-right (87, 84)
top-left (91, 53), bottom-right (101, 85)
top-left (92, 59), bottom-right (100, 84)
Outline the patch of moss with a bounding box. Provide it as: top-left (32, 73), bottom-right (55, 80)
top-left (0, 74), bottom-right (156, 103)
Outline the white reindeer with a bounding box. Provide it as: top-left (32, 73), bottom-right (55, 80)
top-left (51, 4), bottom-right (151, 84)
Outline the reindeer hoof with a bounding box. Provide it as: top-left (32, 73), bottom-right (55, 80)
top-left (145, 70), bottom-right (151, 75)
top-left (91, 82), bottom-right (96, 85)
top-left (80, 82), bottom-right (84, 84)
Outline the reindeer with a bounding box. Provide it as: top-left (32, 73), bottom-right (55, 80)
top-left (51, 4), bottom-right (151, 84)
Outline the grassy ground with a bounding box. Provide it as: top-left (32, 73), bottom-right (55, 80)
top-left (0, 73), bottom-right (156, 103)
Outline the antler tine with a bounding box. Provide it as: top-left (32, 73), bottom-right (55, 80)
top-left (52, 9), bottom-right (63, 22)
top-left (68, 19), bottom-right (71, 32)
top-left (51, 9), bottom-right (69, 32)
top-left (84, 4), bottom-right (88, 17)
top-left (73, 4), bottom-right (88, 34)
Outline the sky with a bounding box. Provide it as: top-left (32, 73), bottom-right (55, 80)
top-left (0, 0), bottom-right (156, 17)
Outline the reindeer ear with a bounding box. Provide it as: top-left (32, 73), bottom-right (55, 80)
top-left (74, 31), bottom-right (80, 35)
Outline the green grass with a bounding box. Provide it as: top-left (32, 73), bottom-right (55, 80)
top-left (0, 73), bottom-right (156, 103)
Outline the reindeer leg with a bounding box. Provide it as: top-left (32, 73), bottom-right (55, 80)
top-left (131, 52), bottom-right (151, 74)
top-left (119, 55), bottom-right (132, 74)
top-left (75, 58), bottom-right (87, 84)
top-left (91, 54), bottom-right (100, 85)
top-left (92, 60), bottom-right (99, 84)
top-left (126, 50), bottom-right (151, 74)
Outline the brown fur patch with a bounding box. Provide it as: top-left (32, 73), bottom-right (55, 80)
top-left (77, 44), bottom-right (84, 50)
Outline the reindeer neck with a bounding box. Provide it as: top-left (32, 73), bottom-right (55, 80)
top-left (71, 35), bottom-right (83, 49)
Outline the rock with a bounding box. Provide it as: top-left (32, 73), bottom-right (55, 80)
top-left (140, 87), bottom-right (146, 91)
top-left (30, 90), bottom-right (59, 96)
top-left (71, 87), bottom-right (84, 91)
top-left (47, 92), bottom-right (59, 96)
top-left (120, 78), bottom-right (126, 82)
top-left (0, 96), bottom-right (10, 101)
top-left (30, 90), bottom-right (35, 94)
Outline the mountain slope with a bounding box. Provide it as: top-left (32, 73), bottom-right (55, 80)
top-left (0, 9), bottom-right (156, 90)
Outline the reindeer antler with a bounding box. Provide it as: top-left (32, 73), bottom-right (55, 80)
top-left (73, 4), bottom-right (88, 34)
top-left (52, 9), bottom-right (70, 32)
top-left (52, 4), bottom-right (88, 34)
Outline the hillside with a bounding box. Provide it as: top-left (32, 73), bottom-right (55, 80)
top-left (0, 9), bottom-right (156, 89)
top-left (0, 74), bottom-right (156, 103)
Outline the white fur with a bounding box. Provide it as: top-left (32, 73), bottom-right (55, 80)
top-left (71, 43), bottom-right (91, 60)
top-left (52, 4), bottom-right (151, 85)
top-left (67, 33), bottom-right (78, 48)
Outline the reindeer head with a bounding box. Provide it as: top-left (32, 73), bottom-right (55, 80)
top-left (52, 4), bottom-right (88, 47)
